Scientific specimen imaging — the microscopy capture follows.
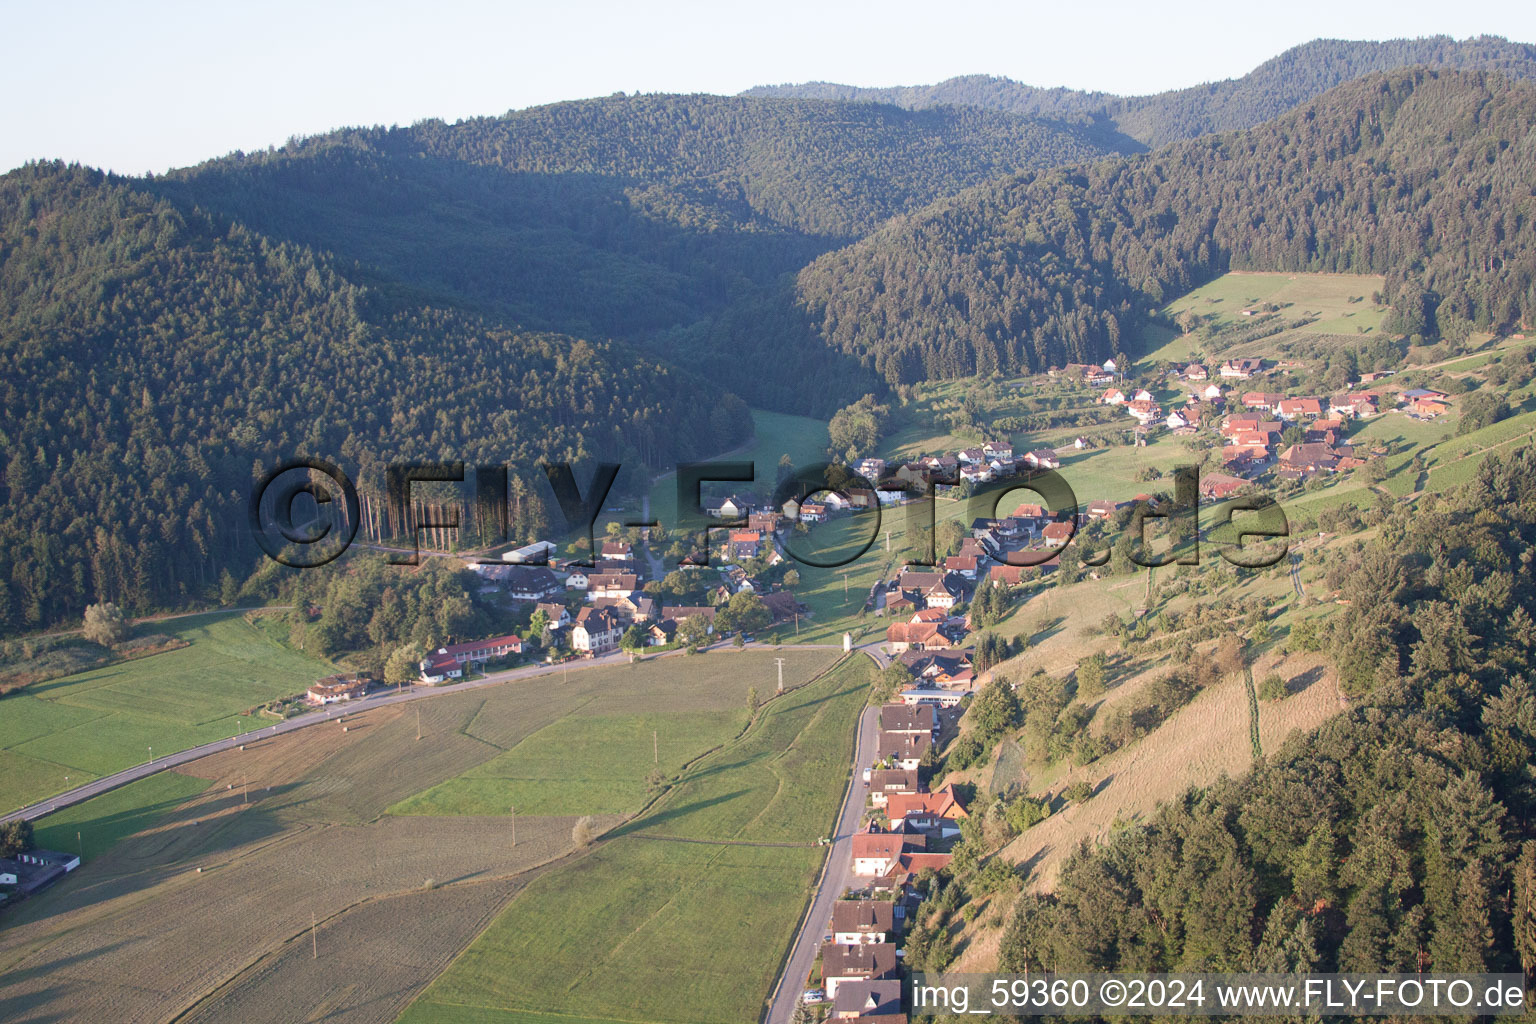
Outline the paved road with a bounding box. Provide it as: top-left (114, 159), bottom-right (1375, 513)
top-left (1, 640), bottom-right (847, 826)
top-left (765, 700), bottom-right (879, 1024)
top-left (764, 641), bottom-right (888, 1024)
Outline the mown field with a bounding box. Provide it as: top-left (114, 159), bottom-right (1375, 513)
top-left (1, 648), bottom-right (854, 1024)
top-left (397, 655), bottom-right (874, 1024)
top-left (390, 648), bottom-right (840, 818)
top-left (0, 611), bottom-right (336, 811)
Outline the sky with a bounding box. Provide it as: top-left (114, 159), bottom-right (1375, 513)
top-left (4, 0), bottom-right (1535, 175)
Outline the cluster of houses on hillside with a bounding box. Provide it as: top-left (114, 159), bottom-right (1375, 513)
top-left (1093, 358), bottom-right (1449, 487)
top-left (803, 703), bottom-right (965, 1016)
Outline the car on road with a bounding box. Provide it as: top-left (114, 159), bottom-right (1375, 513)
top-left (802, 989), bottom-right (825, 1004)
top-left (741, 634), bottom-right (755, 643)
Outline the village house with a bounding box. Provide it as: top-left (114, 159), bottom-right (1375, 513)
top-left (883, 621), bottom-right (951, 653)
top-left (492, 565), bottom-right (563, 601)
top-left (1125, 399), bottom-right (1162, 425)
top-left (830, 899), bottom-right (896, 944)
top-left (897, 650), bottom-right (975, 686)
top-left (599, 539), bottom-right (633, 561)
top-left (1185, 362), bottom-right (1208, 380)
top-left (1277, 442), bottom-right (1341, 477)
top-left (886, 782), bottom-right (968, 838)
top-left (533, 601), bottom-right (570, 628)
top-left (1099, 387), bottom-right (1127, 405)
top-left (586, 573), bottom-right (639, 600)
top-left (418, 651), bottom-right (463, 684)
top-left (988, 563), bottom-right (1025, 588)
top-left (1085, 499), bottom-right (1121, 521)
top-left (850, 829), bottom-right (907, 877)
top-left (1199, 472), bottom-right (1249, 500)
top-left (1275, 397), bottom-right (1324, 420)
top-left (1240, 391), bottom-right (1284, 411)
top-left (854, 457), bottom-right (886, 483)
top-left (942, 554), bottom-right (979, 578)
top-left (305, 674), bottom-right (373, 705)
top-left (879, 703), bottom-right (937, 739)
top-left (832, 979), bottom-right (903, 1020)
top-left (747, 511), bottom-right (782, 535)
top-left (727, 530), bottom-right (762, 560)
top-left (1041, 521), bottom-right (1074, 548)
top-left (1329, 392), bottom-right (1378, 418)
top-left (877, 729), bottom-right (930, 770)
top-left (868, 767), bottom-right (922, 808)
top-left (571, 606), bottom-right (623, 655)
top-left (564, 568), bottom-right (590, 591)
top-left (798, 501), bottom-right (829, 523)
top-left (819, 941), bottom-right (899, 999)
top-left (895, 570), bottom-right (961, 610)
top-left (437, 634), bottom-right (524, 667)
top-left (982, 441), bottom-right (1014, 461)
top-left (1024, 449), bottom-right (1061, 470)
top-left (1221, 357), bottom-right (1264, 379)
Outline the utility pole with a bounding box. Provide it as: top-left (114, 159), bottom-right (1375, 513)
top-left (77, 831), bottom-right (83, 861)
top-left (416, 706), bottom-right (422, 741)
top-left (775, 657), bottom-right (785, 694)
top-left (885, 529), bottom-right (891, 553)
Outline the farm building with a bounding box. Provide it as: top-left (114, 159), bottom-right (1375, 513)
top-left (305, 674), bottom-right (373, 705)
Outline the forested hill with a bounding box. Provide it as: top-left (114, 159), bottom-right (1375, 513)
top-left (150, 96), bottom-right (1114, 411)
top-left (745, 34), bottom-right (1536, 146)
top-left (794, 68), bottom-right (1536, 384)
top-left (0, 163), bottom-right (747, 634)
top-left (999, 447), bottom-right (1536, 978)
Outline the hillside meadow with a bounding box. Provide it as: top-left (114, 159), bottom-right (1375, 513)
top-left (1, 611), bottom-right (337, 812)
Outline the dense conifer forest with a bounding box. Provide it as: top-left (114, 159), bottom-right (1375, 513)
top-left (796, 69), bottom-right (1536, 383)
top-left (746, 34), bottom-right (1536, 145)
top-left (0, 164), bottom-right (745, 633)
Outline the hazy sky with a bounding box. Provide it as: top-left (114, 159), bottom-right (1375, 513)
top-left (5, 0), bottom-right (1534, 175)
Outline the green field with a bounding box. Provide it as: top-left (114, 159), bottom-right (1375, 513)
top-left (397, 656), bottom-right (873, 1024)
top-left (389, 649), bottom-right (841, 819)
top-left (645, 407), bottom-right (831, 530)
top-left (30, 771), bottom-right (212, 861)
top-left (1143, 271), bottom-right (1389, 363)
top-left (1, 612), bottom-right (336, 811)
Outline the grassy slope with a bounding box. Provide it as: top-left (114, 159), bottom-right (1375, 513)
top-left (398, 655), bottom-right (873, 1024)
top-left (1, 612), bottom-right (336, 811)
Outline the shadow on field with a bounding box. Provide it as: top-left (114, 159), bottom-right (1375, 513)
top-left (610, 789), bottom-right (751, 837)
top-left (1287, 665), bottom-right (1326, 694)
top-left (0, 938), bottom-right (135, 1014)
top-left (14, 785), bottom-right (306, 928)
